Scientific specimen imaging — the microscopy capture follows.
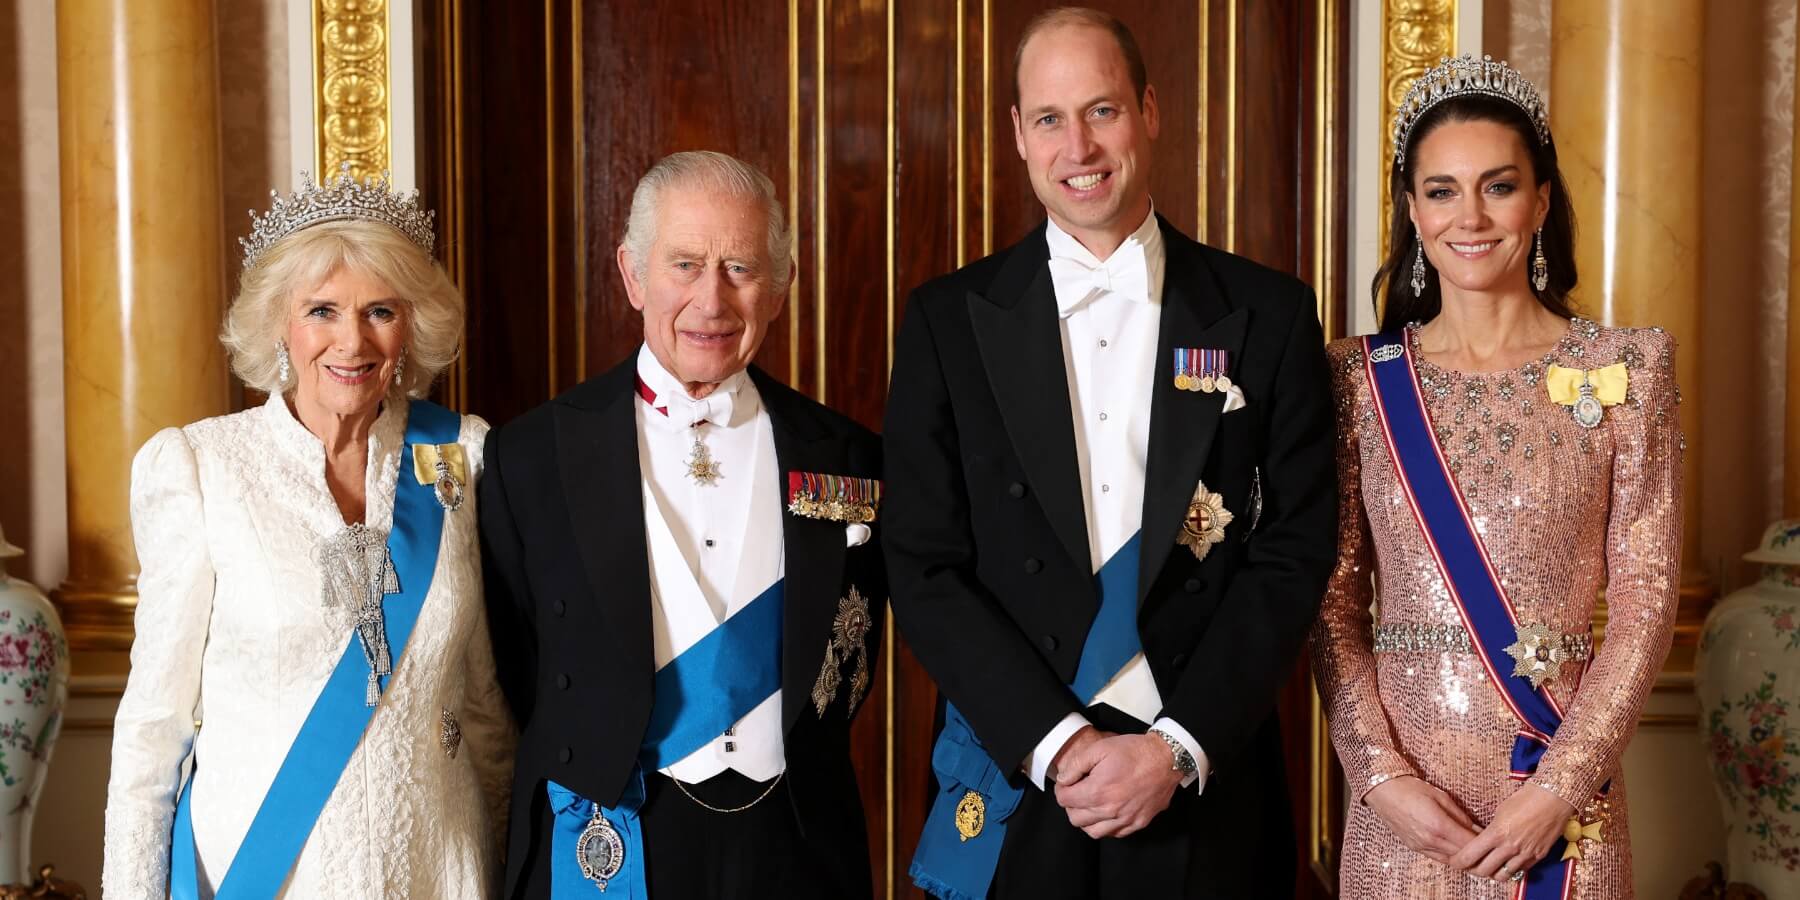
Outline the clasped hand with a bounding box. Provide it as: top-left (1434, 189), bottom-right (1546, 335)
top-left (1047, 725), bottom-right (1185, 839)
top-left (1364, 775), bottom-right (1574, 881)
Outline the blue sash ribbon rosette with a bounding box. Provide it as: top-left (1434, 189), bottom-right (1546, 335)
top-left (170, 400), bottom-right (461, 899)
top-left (909, 535), bottom-right (1143, 900)
top-left (1362, 332), bottom-right (1602, 898)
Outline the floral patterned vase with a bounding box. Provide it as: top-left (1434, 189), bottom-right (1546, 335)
top-left (0, 528), bottom-right (69, 886)
top-left (1697, 519), bottom-right (1800, 893)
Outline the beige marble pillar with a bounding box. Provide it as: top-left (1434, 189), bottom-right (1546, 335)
top-left (1551, 0), bottom-right (1704, 574)
top-left (55, 0), bottom-right (230, 650)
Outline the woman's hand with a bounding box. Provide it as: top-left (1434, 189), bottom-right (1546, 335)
top-left (1446, 783), bottom-right (1575, 882)
top-left (1363, 775), bottom-right (1480, 864)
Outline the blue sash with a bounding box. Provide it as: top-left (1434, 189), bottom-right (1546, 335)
top-left (547, 579), bottom-right (784, 898)
top-left (169, 399), bottom-right (460, 899)
top-left (1363, 333), bottom-right (1590, 897)
top-left (910, 534), bottom-right (1143, 900)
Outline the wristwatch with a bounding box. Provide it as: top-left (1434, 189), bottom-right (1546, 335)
top-left (1148, 728), bottom-right (1197, 777)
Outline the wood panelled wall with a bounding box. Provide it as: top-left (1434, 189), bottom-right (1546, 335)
top-left (422, 2), bottom-right (1349, 896)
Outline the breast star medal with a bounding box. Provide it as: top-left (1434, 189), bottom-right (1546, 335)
top-left (685, 430), bottom-right (722, 486)
top-left (577, 810), bottom-right (626, 890)
top-left (1178, 482), bottom-right (1234, 561)
top-left (1503, 622), bottom-right (1569, 689)
top-left (954, 790), bottom-right (986, 841)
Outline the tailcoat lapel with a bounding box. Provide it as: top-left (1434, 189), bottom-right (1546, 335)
top-left (553, 362), bottom-right (656, 690)
top-left (751, 368), bottom-right (850, 735)
top-left (968, 225), bottom-right (1094, 577)
top-left (1138, 220), bottom-right (1249, 600)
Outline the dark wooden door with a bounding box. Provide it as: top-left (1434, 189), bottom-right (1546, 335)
top-left (422, 2), bottom-right (1348, 895)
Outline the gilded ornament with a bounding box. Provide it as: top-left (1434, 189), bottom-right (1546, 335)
top-left (954, 790), bottom-right (986, 841)
top-left (1178, 483), bottom-right (1235, 562)
top-left (1503, 622), bottom-right (1569, 689)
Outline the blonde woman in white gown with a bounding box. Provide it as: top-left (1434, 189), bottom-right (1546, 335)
top-left (103, 169), bottom-right (513, 898)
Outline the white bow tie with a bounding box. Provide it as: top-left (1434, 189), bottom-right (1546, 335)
top-left (1048, 238), bottom-right (1150, 316)
top-left (648, 383), bottom-right (736, 428)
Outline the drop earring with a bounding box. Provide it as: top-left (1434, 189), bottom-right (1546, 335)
top-left (1531, 228), bottom-right (1549, 292)
top-left (393, 346), bottom-right (407, 391)
top-left (1410, 238), bottom-right (1428, 297)
top-left (276, 342), bottom-right (291, 387)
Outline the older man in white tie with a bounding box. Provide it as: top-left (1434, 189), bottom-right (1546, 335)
top-left (480, 150), bottom-right (886, 899)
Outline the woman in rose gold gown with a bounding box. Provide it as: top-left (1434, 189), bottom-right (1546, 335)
top-left (1312, 56), bottom-right (1681, 898)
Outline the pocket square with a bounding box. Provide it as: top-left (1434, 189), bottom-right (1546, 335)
top-left (1221, 384), bottom-right (1248, 413)
top-left (845, 523), bottom-right (872, 547)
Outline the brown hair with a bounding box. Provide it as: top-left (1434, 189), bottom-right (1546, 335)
top-left (1373, 94), bottom-right (1578, 332)
top-left (1012, 7), bottom-right (1148, 107)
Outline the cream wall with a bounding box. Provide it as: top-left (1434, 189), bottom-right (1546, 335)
top-left (3, 0), bottom-right (1793, 895)
top-left (0, 0), bottom-right (289, 891)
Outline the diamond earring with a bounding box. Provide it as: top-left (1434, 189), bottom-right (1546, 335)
top-left (1410, 238), bottom-right (1428, 297)
top-left (1532, 228), bottom-right (1549, 292)
top-left (276, 342), bottom-right (291, 387)
top-left (393, 347), bottom-right (407, 391)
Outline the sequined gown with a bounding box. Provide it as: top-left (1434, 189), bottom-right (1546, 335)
top-left (1311, 319), bottom-right (1682, 898)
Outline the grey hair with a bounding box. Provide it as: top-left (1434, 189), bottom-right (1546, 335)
top-left (220, 218), bottom-right (464, 398)
top-left (621, 151), bottom-right (794, 291)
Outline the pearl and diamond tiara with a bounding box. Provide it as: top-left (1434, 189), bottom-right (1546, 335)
top-left (240, 163), bottom-right (436, 269)
top-left (1392, 54), bottom-right (1550, 168)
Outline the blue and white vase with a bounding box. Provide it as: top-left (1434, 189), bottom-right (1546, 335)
top-left (0, 524), bottom-right (69, 886)
top-left (1697, 519), bottom-right (1800, 894)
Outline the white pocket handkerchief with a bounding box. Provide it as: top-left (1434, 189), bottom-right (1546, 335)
top-left (845, 523), bottom-right (872, 547)
top-left (1221, 385), bottom-right (1248, 414)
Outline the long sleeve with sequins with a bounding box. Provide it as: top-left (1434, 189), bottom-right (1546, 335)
top-left (1529, 330), bottom-right (1683, 807)
top-left (1312, 341), bottom-right (1421, 799)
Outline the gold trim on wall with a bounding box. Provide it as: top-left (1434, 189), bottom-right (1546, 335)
top-left (315, 0), bottom-right (393, 180)
top-left (1309, 0), bottom-right (1346, 884)
top-left (1377, 0), bottom-right (1456, 263)
top-left (788, 0), bottom-right (802, 385)
top-left (815, 0), bottom-right (828, 402)
top-left (1195, 0), bottom-right (1209, 244)
top-left (1223, 0), bottom-right (1238, 252)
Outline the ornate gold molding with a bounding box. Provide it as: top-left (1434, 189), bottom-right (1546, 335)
top-left (1378, 0), bottom-right (1456, 260)
top-left (315, 0), bottom-right (391, 180)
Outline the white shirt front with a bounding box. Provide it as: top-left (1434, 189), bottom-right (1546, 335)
top-left (634, 346), bottom-right (786, 782)
top-left (1023, 209), bottom-right (1210, 793)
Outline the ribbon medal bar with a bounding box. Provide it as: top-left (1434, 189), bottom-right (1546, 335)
top-left (787, 472), bottom-right (881, 524)
top-left (1173, 347), bottom-right (1232, 393)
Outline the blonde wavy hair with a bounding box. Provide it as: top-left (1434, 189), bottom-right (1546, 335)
top-left (221, 219), bottom-right (462, 398)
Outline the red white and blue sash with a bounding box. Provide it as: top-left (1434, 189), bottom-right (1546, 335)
top-left (1362, 332), bottom-right (1587, 899)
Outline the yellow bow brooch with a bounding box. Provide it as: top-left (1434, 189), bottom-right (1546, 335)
top-left (1545, 363), bottom-right (1627, 430)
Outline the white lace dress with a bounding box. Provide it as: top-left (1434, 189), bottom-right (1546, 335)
top-left (103, 394), bottom-right (514, 899)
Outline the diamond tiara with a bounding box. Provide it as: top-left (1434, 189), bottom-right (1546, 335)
top-left (1392, 55), bottom-right (1550, 168)
top-left (240, 163), bottom-right (437, 268)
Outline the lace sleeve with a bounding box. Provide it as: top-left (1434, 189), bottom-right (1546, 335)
top-left (103, 428), bottom-right (216, 898)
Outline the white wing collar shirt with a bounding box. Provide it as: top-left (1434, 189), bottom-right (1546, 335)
top-left (634, 345), bottom-right (786, 783)
top-left (1024, 206), bottom-right (1210, 792)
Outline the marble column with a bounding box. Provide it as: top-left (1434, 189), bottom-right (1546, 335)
top-left (1550, 0), bottom-right (1705, 588)
top-left (55, 0), bottom-right (230, 650)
